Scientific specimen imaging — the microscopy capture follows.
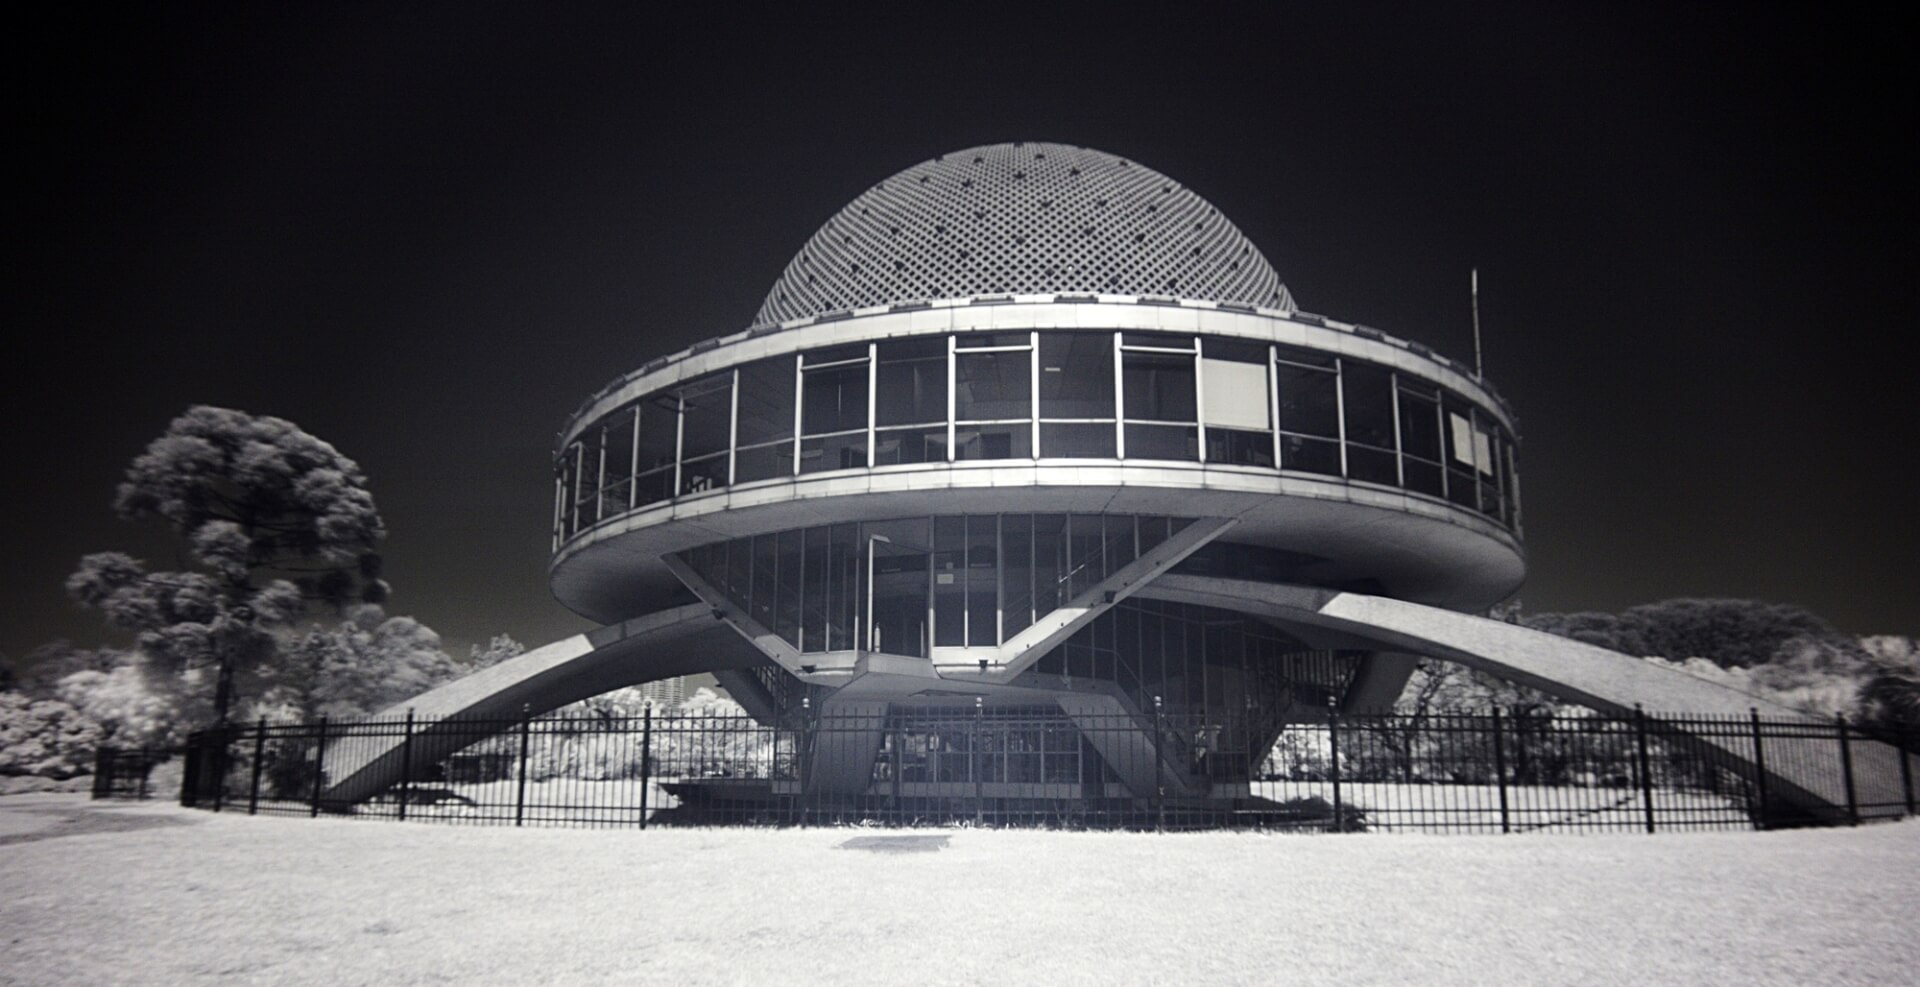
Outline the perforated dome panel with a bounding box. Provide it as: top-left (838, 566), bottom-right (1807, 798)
top-left (754, 142), bottom-right (1295, 326)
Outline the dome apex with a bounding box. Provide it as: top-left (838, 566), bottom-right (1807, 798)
top-left (754, 142), bottom-right (1294, 325)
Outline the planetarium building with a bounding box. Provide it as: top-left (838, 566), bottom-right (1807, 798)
top-left (324, 143), bottom-right (1897, 822)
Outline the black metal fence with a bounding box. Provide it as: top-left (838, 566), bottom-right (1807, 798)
top-left (90, 746), bottom-right (174, 800)
top-left (148, 705), bottom-right (1918, 834)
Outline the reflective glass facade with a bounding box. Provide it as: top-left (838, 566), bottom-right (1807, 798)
top-left (557, 329), bottom-right (1519, 546)
top-left (678, 514), bottom-right (1196, 657)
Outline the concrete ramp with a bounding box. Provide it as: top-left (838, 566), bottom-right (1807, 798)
top-left (1143, 577), bottom-right (1911, 823)
top-left (1055, 691), bottom-right (1207, 799)
top-left (321, 604), bottom-right (764, 805)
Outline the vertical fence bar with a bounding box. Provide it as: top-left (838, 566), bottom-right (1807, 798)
top-left (397, 709), bottom-right (416, 822)
top-left (247, 718), bottom-right (267, 815)
top-left (1153, 696), bottom-right (1166, 833)
top-left (974, 697), bottom-right (985, 827)
top-left (1491, 708), bottom-right (1510, 834)
top-left (1327, 700), bottom-right (1343, 834)
top-left (211, 727), bottom-right (229, 814)
top-left (1837, 714), bottom-right (1859, 826)
top-left (1901, 728), bottom-right (1915, 817)
top-left (309, 716), bottom-right (329, 817)
top-left (640, 705), bottom-right (653, 831)
top-left (1633, 706), bottom-right (1655, 834)
top-left (515, 706), bottom-right (532, 827)
top-left (1748, 708), bottom-right (1769, 830)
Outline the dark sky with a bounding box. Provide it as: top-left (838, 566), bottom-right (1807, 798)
top-left (7, 4), bottom-right (1915, 667)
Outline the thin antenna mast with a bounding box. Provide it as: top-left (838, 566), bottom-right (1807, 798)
top-left (1471, 267), bottom-right (1484, 378)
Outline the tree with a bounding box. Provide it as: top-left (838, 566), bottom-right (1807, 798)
top-left (66, 406), bottom-right (387, 725)
top-left (261, 605), bottom-right (460, 720)
top-left (0, 693), bottom-right (103, 778)
top-left (468, 634), bottom-right (526, 669)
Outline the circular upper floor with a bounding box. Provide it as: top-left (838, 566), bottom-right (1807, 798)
top-left (754, 142), bottom-right (1295, 325)
top-left (549, 297), bottom-right (1525, 623)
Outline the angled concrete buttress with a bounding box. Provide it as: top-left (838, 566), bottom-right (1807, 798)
top-left (1138, 575), bottom-right (1910, 823)
top-left (320, 603), bottom-right (764, 806)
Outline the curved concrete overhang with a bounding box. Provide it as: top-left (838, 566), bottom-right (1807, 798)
top-left (549, 465), bottom-right (1526, 624)
top-left (558, 296), bottom-right (1514, 450)
top-left (1136, 575), bottom-right (1908, 822)
top-left (320, 603), bottom-right (766, 806)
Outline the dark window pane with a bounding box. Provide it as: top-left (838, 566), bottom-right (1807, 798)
top-left (873, 426), bottom-right (947, 465)
top-left (802, 363), bottom-right (868, 436)
top-left (636, 395), bottom-right (678, 471)
top-left (1068, 514), bottom-right (1105, 598)
top-left (679, 374), bottom-right (732, 461)
top-left (1104, 515), bottom-right (1136, 573)
top-left (967, 515), bottom-right (997, 647)
top-left (751, 534), bottom-right (777, 628)
top-left (734, 442), bottom-right (793, 483)
top-left (1040, 422), bottom-right (1116, 458)
top-left (1001, 514), bottom-right (1033, 639)
top-left (633, 466), bottom-right (672, 507)
top-left (804, 343), bottom-right (867, 365)
top-left (1125, 423), bottom-right (1199, 461)
top-left (736, 357), bottom-right (795, 446)
top-left (934, 516), bottom-right (965, 647)
top-left (1038, 332), bottom-right (1115, 419)
top-left (1276, 364), bottom-right (1338, 438)
top-left (802, 526), bottom-right (828, 653)
top-left (1203, 336), bottom-right (1268, 363)
top-left (775, 529), bottom-right (802, 648)
top-left (1122, 331), bottom-right (1194, 349)
top-left (1347, 445), bottom-right (1398, 486)
top-left (1280, 434), bottom-right (1341, 476)
top-left (954, 331), bottom-right (1029, 349)
top-left (1033, 514), bottom-right (1066, 617)
top-left (1274, 343), bottom-right (1337, 369)
top-left (1403, 458), bottom-right (1444, 497)
top-left (799, 433), bottom-right (866, 474)
top-left (828, 523), bottom-right (860, 651)
top-left (1342, 363), bottom-right (1395, 449)
top-left (602, 412), bottom-right (635, 490)
top-left (680, 453), bottom-right (727, 495)
top-left (1122, 352), bottom-right (1196, 422)
top-left (956, 350), bottom-right (1031, 420)
top-left (1205, 427), bottom-right (1274, 467)
top-left (954, 424), bottom-right (1030, 461)
top-left (875, 338), bottom-right (947, 426)
top-left (1397, 388), bottom-right (1441, 462)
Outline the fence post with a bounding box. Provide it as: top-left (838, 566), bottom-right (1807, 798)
top-left (639, 704), bottom-right (653, 831)
top-left (974, 696), bottom-right (985, 827)
top-left (1747, 708), bottom-right (1770, 830)
top-left (1837, 713), bottom-right (1859, 826)
top-left (1902, 728), bottom-right (1915, 817)
top-left (1153, 696), bottom-right (1166, 833)
top-left (247, 718), bottom-right (267, 815)
top-left (515, 705), bottom-right (532, 827)
top-left (1632, 706), bottom-right (1656, 834)
top-left (1327, 699), bottom-right (1343, 834)
top-left (309, 716), bottom-right (329, 817)
top-left (799, 696), bottom-right (812, 824)
top-left (1491, 708), bottom-right (1511, 834)
top-left (397, 709), bottom-right (416, 822)
top-left (211, 726), bottom-right (229, 813)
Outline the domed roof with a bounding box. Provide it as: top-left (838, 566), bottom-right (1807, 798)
top-left (754, 142), bottom-right (1295, 326)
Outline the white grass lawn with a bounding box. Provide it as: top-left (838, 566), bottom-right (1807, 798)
top-left (2, 793), bottom-right (1916, 987)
